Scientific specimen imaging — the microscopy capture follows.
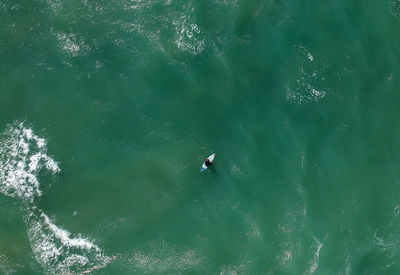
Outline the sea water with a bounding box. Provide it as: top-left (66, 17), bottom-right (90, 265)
top-left (1, 0), bottom-right (400, 274)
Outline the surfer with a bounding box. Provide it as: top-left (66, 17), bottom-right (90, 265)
top-left (201, 153), bottom-right (215, 172)
top-left (204, 158), bottom-right (213, 167)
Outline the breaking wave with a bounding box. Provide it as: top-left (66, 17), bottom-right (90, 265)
top-left (0, 123), bottom-right (59, 200)
top-left (0, 122), bottom-right (111, 274)
top-left (25, 209), bottom-right (111, 274)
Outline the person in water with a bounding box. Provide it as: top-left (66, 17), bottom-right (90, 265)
top-left (204, 158), bottom-right (213, 167)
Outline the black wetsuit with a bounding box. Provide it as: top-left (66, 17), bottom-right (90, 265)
top-left (205, 159), bottom-right (212, 167)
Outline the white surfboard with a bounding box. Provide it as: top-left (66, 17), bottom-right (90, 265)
top-left (201, 153), bottom-right (215, 172)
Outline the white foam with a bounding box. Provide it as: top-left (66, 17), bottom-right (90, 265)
top-left (393, 204), bottom-right (400, 216)
top-left (286, 78), bottom-right (326, 105)
top-left (23, 128), bottom-right (32, 140)
top-left (57, 33), bottom-right (80, 56)
top-left (307, 53), bottom-right (314, 62)
top-left (46, 0), bottom-right (62, 14)
top-left (344, 255), bottom-right (351, 275)
top-left (173, 16), bottom-right (205, 55)
top-left (0, 254), bottom-right (17, 274)
top-left (286, 46), bottom-right (326, 105)
top-left (311, 88), bottom-right (325, 98)
top-left (307, 237), bottom-right (323, 274)
top-left (219, 260), bottom-right (252, 275)
top-left (275, 207), bottom-right (309, 267)
top-left (0, 123), bottom-right (111, 274)
top-left (36, 138), bottom-right (46, 149)
top-left (56, 32), bottom-right (89, 58)
top-left (276, 240), bottom-right (294, 266)
top-left (42, 213), bottom-right (100, 251)
top-left (245, 215), bottom-right (261, 239)
top-left (389, 0), bottom-right (400, 18)
top-left (0, 123), bottom-right (59, 200)
top-left (26, 211), bottom-right (111, 274)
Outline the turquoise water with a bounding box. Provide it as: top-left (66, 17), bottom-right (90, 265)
top-left (2, 0), bottom-right (400, 274)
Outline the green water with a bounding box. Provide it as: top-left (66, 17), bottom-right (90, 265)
top-left (2, 0), bottom-right (400, 274)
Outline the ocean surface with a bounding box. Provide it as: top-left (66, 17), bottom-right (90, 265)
top-left (1, 0), bottom-right (400, 274)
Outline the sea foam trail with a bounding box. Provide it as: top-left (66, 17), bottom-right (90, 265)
top-left (0, 122), bottom-right (111, 274)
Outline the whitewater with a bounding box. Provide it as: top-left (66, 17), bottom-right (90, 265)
top-left (0, 122), bottom-right (111, 274)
